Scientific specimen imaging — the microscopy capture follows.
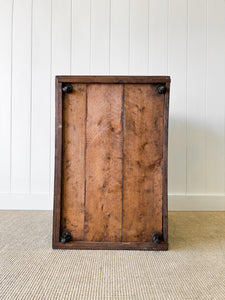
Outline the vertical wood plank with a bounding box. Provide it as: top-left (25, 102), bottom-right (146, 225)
top-left (129, 0), bottom-right (149, 75)
top-left (0, 0), bottom-right (13, 192)
top-left (149, 0), bottom-right (168, 75)
top-left (123, 84), bottom-right (164, 242)
top-left (51, 0), bottom-right (72, 196)
top-left (71, 0), bottom-right (91, 74)
top-left (85, 84), bottom-right (123, 242)
top-left (206, 0), bottom-right (225, 193)
top-left (11, 0), bottom-right (32, 193)
top-left (168, 0), bottom-right (188, 194)
top-left (61, 84), bottom-right (86, 240)
top-left (31, 0), bottom-right (51, 193)
top-left (187, 0), bottom-right (206, 193)
top-left (110, 0), bottom-right (129, 74)
top-left (90, 0), bottom-right (110, 74)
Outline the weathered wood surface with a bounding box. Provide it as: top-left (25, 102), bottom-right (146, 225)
top-left (85, 84), bottom-right (123, 242)
top-left (61, 84), bottom-right (86, 240)
top-left (53, 79), bottom-right (62, 246)
top-left (53, 76), bottom-right (170, 250)
top-left (162, 82), bottom-right (170, 244)
top-left (56, 75), bottom-right (170, 84)
top-left (122, 84), bottom-right (164, 242)
top-left (53, 241), bottom-right (168, 251)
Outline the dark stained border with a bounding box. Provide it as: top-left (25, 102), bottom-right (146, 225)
top-left (53, 241), bottom-right (168, 251)
top-left (56, 75), bottom-right (170, 84)
top-left (162, 81), bottom-right (170, 245)
top-left (52, 79), bottom-right (63, 247)
top-left (53, 76), bottom-right (170, 250)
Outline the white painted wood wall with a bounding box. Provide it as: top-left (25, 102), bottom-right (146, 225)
top-left (0, 0), bottom-right (225, 210)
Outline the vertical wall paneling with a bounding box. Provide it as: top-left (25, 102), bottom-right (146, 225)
top-left (148, 0), bottom-right (168, 75)
top-left (1, 0), bottom-right (225, 210)
top-left (90, 0), bottom-right (110, 74)
top-left (0, 0), bottom-right (13, 192)
top-left (71, 0), bottom-right (91, 74)
top-left (52, 0), bottom-right (71, 75)
top-left (110, 0), bottom-right (129, 74)
top-left (11, 0), bottom-right (32, 193)
top-left (186, 0), bottom-right (206, 193)
top-left (31, 0), bottom-right (51, 193)
top-left (129, 0), bottom-right (149, 75)
top-left (168, 0), bottom-right (188, 194)
top-left (50, 0), bottom-right (72, 196)
top-left (205, 0), bottom-right (225, 194)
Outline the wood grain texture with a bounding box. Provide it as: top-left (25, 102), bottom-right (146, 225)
top-left (53, 78), bottom-right (62, 246)
top-left (85, 84), bottom-right (123, 242)
top-left (162, 82), bottom-right (170, 243)
top-left (53, 76), bottom-right (170, 250)
top-left (56, 76), bottom-right (170, 84)
top-left (61, 84), bottom-right (86, 240)
top-left (123, 84), bottom-right (164, 242)
top-left (53, 241), bottom-right (168, 251)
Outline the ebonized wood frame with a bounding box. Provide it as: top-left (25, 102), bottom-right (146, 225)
top-left (53, 76), bottom-right (170, 250)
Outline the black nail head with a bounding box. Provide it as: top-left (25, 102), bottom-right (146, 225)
top-left (152, 232), bottom-right (162, 244)
top-left (60, 230), bottom-right (72, 243)
top-left (62, 84), bottom-right (73, 94)
top-left (156, 85), bottom-right (166, 94)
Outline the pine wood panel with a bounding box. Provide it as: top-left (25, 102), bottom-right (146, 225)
top-left (61, 84), bottom-right (86, 240)
top-left (53, 76), bottom-right (170, 250)
top-left (123, 84), bottom-right (164, 242)
top-left (85, 84), bottom-right (123, 242)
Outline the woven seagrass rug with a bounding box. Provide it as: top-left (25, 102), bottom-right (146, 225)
top-left (0, 211), bottom-right (224, 299)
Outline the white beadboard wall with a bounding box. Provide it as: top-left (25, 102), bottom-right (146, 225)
top-left (0, 0), bottom-right (225, 210)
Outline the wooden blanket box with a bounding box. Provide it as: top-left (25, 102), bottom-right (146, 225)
top-left (53, 76), bottom-right (170, 250)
